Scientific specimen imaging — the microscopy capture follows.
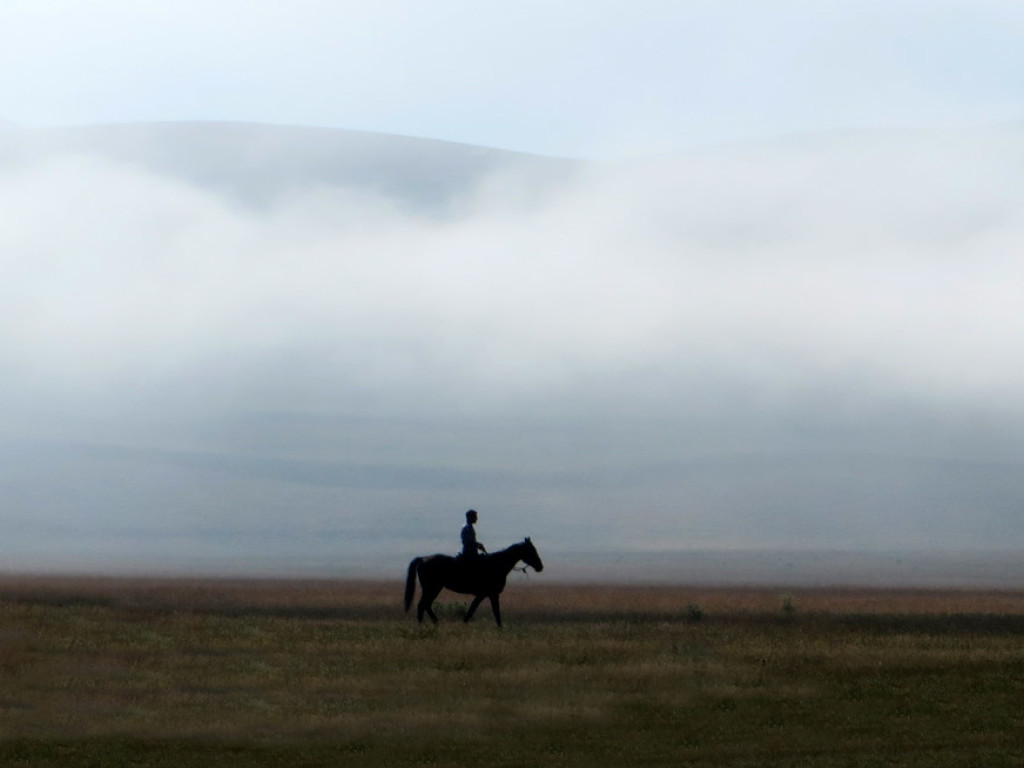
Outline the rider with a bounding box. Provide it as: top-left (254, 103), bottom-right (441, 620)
top-left (459, 509), bottom-right (487, 559)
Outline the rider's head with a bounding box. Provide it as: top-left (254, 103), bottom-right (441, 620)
top-left (466, 509), bottom-right (478, 524)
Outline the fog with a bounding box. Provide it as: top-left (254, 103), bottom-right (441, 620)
top-left (2, 122), bottom-right (1024, 578)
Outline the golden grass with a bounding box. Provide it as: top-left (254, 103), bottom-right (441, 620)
top-left (509, 582), bottom-right (1024, 616)
top-left (6, 574), bottom-right (1022, 615)
top-left (1, 576), bottom-right (1023, 766)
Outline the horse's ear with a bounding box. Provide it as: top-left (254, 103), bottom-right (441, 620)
top-left (525, 536), bottom-right (532, 543)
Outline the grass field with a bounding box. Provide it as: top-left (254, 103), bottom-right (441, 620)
top-left (1, 576), bottom-right (1022, 766)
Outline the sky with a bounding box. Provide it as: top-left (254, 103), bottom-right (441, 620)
top-left (2, 2), bottom-right (1024, 581)
top-left (1, 1), bottom-right (1023, 157)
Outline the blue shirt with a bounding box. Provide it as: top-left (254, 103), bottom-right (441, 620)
top-left (461, 523), bottom-right (480, 557)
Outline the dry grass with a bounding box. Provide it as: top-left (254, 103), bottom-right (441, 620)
top-left (6, 574), bottom-right (1022, 615)
top-left (1, 576), bottom-right (1023, 767)
top-left (509, 582), bottom-right (1024, 616)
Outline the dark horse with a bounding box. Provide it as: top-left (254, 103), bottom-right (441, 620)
top-left (404, 538), bottom-right (543, 627)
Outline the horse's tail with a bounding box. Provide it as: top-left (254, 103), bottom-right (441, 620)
top-left (404, 557), bottom-right (423, 612)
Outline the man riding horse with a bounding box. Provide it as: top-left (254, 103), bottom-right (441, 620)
top-left (404, 509), bottom-right (543, 627)
top-left (459, 509), bottom-right (487, 560)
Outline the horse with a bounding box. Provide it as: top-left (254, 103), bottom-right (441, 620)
top-left (404, 538), bottom-right (543, 627)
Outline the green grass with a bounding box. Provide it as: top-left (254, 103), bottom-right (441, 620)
top-left (1, 578), bottom-right (1022, 766)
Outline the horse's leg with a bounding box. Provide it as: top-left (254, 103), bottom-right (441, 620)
top-left (489, 594), bottom-right (502, 628)
top-left (418, 584), bottom-right (442, 624)
top-left (464, 594), bottom-right (486, 623)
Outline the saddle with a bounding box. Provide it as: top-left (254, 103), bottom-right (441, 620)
top-left (454, 552), bottom-right (490, 575)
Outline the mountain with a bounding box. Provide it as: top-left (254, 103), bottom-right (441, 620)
top-left (0, 121), bottom-right (580, 214)
top-left (4, 119), bottom-right (1024, 579)
top-left (5, 439), bottom-right (1024, 579)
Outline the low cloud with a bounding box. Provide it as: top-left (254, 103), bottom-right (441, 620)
top-left (3, 124), bottom-right (1024, 571)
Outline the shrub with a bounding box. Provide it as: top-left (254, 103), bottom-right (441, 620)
top-left (779, 593), bottom-right (797, 618)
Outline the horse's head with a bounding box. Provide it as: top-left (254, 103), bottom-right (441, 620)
top-left (520, 537), bottom-right (544, 573)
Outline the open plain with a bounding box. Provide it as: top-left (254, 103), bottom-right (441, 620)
top-left (1, 575), bottom-right (1022, 767)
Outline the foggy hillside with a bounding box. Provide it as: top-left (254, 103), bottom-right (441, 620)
top-left (3, 120), bottom-right (1024, 581)
top-left (0, 121), bottom-right (579, 214)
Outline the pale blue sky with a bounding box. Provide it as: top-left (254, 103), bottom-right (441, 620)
top-left (1, 1), bottom-right (1021, 156)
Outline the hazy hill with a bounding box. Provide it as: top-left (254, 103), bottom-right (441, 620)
top-left (0, 121), bottom-right (579, 214)
top-left (3, 120), bottom-right (1024, 579)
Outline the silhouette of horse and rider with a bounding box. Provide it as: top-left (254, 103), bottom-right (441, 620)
top-left (405, 509), bottom-right (543, 627)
